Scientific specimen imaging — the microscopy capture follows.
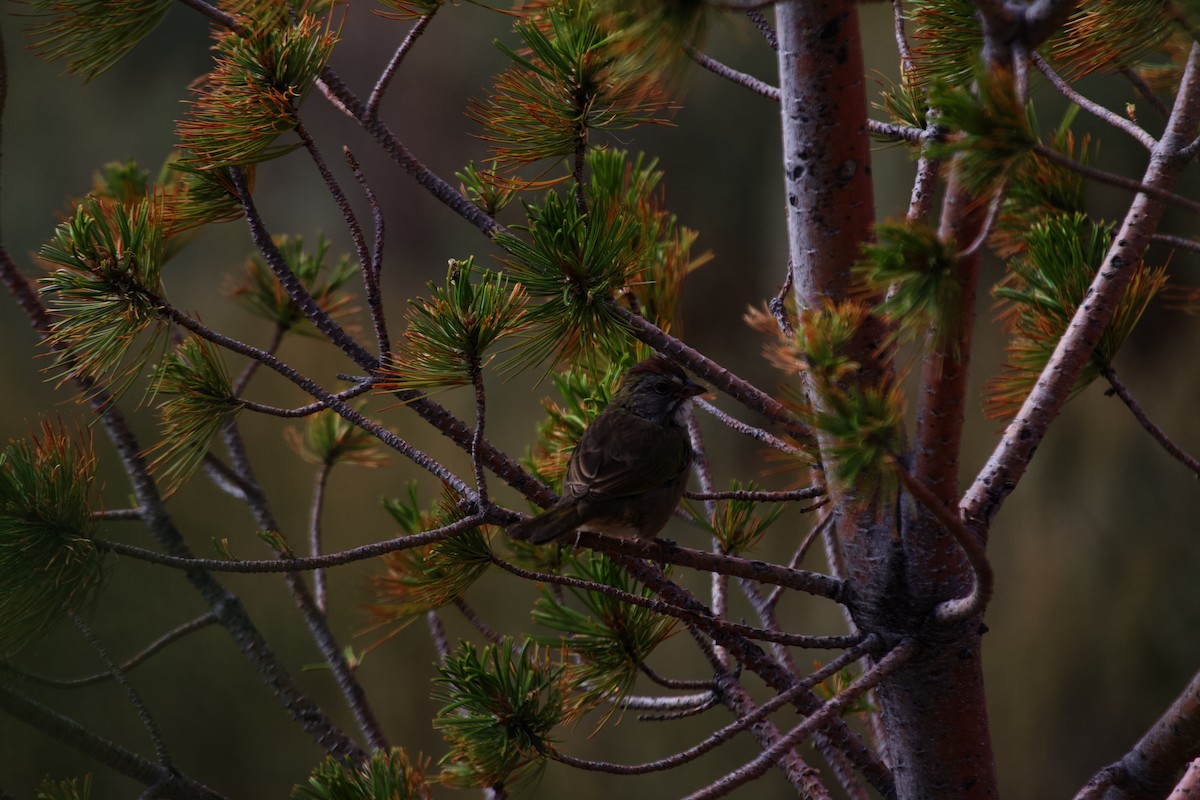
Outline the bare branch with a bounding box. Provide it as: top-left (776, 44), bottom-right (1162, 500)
top-left (1102, 365), bottom-right (1200, 476)
top-left (688, 48), bottom-right (780, 100)
top-left (98, 515), bottom-right (489, 573)
top-left (10, 614), bottom-right (218, 689)
top-left (683, 639), bottom-right (918, 800)
top-left (962, 43), bottom-right (1200, 534)
top-left (555, 637), bottom-right (879, 778)
top-left (366, 10), bottom-right (439, 121)
top-left (1074, 666), bottom-right (1200, 800)
top-left (1032, 53), bottom-right (1157, 150)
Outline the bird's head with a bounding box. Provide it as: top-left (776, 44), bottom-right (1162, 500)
top-left (612, 355), bottom-right (706, 427)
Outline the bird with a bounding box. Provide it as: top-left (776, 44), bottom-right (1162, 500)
top-left (508, 355), bottom-right (706, 545)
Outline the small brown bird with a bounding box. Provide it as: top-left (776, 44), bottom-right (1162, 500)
top-left (508, 356), bottom-right (706, 544)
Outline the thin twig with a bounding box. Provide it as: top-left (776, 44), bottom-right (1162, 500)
top-left (238, 378), bottom-right (377, 418)
top-left (1151, 232), bottom-right (1200, 253)
top-left (71, 614), bottom-right (174, 770)
top-left (231, 167), bottom-right (379, 371)
top-left (694, 398), bottom-right (807, 456)
top-left (232, 323), bottom-right (285, 397)
top-left (93, 507), bottom-right (145, 521)
top-left (963, 43), bottom-right (1200, 532)
top-left (366, 10), bottom-right (438, 120)
top-left (555, 636), bottom-right (880, 776)
top-left (893, 0), bottom-right (914, 75)
top-left (683, 639), bottom-right (918, 800)
top-left (98, 515), bottom-right (488, 574)
top-left (345, 148), bottom-right (390, 355)
top-left (1122, 67), bottom-right (1171, 119)
top-left (1033, 142), bottom-right (1200, 216)
top-left (764, 514), bottom-right (833, 612)
top-left (491, 554), bottom-right (857, 650)
top-left (685, 486), bottom-right (823, 503)
top-left (1033, 53), bottom-right (1157, 150)
top-left (454, 597), bottom-right (504, 646)
top-left (639, 662), bottom-right (716, 691)
top-left (309, 460), bottom-right (333, 614)
top-left (425, 610), bottom-right (451, 662)
top-left (637, 693), bottom-right (721, 722)
top-left (11, 614), bottom-right (218, 689)
top-left (687, 48), bottom-right (779, 100)
top-left (1102, 365), bottom-right (1200, 476)
top-left (0, 681), bottom-right (227, 800)
top-left (687, 413), bottom-right (727, 668)
top-left (745, 8), bottom-right (778, 51)
top-left (612, 304), bottom-right (809, 436)
top-left (470, 363), bottom-right (490, 505)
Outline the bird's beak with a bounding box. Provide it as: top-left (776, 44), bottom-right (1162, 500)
top-left (682, 380), bottom-right (706, 398)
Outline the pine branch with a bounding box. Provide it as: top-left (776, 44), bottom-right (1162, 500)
top-left (0, 681), bottom-right (227, 800)
top-left (1101, 365), bottom-right (1200, 476)
top-left (620, 557), bottom-right (895, 797)
top-left (1032, 53), bottom-right (1157, 150)
top-left (11, 613), bottom-right (217, 689)
top-left (555, 636), bottom-right (878, 778)
top-left (70, 613), bottom-right (174, 770)
top-left (98, 514), bottom-right (487, 574)
top-left (687, 48), bottom-right (780, 100)
top-left (684, 639), bottom-right (918, 800)
top-left (1074, 666), bottom-right (1200, 800)
top-left (962, 43), bottom-right (1200, 534)
top-left (366, 9), bottom-right (439, 121)
top-left (345, 148), bottom-right (390, 355)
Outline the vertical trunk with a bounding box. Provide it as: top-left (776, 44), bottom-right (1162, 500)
top-left (775, 3), bottom-right (999, 797)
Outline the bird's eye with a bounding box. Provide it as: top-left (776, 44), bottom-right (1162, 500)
top-left (653, 383), bottom-right (671, 395)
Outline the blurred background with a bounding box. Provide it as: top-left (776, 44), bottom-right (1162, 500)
top-left (1, 3), bottom-right (1198, 797)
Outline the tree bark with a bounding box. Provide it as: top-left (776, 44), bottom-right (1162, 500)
top-left (776, 3), bottom-right (999, 797)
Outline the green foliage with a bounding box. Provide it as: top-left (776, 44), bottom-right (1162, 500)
top-left (593, 0), bottom-right (711, 80)
top-left (24, 0), bottom-right (171, 81)
top-left (795, 303), bottom-right (904, 494)
top-left (533, 553), bottom-right (676, 704)
top-left (986, 213), bottom-right (1167, 419)
top-left (39, 195), bottom-right (169, 396)
top-left (1049, 0), bottom-right (1174, 80)
top-left (229, 233), bottom-right (356, 334)
top-left (148, 337), bottom-right (242, 491)
top-left (36, 774), bottom-right (93, 800)
top-left (856, 220), bottom-right (961, 353)
top-left (457, 162), bottom-right (517, 217)
top-left (587, 149), bottom-right (711, 331)
top-left (287, 407), bottom-right (388, 468)
top-left (686, 481), bottom-right (787, 554)
top-left (991, 108), bottom-right (1092, 258)
top-left (164, 162), bottom-right (251, 230)
top-left (367, 486), bottom-right (492, 629)
top-left (373, 0), bottom-right (441, 22)
top-left (433, 639), bottom-right (568, 788)
top-left (292, 748), bottom-right (432, 800)
top-left (906, 0), bottom-right (980, 89)
top-left (874, 70), bottom-right (929, 134)
top-left (498, 189), bottom-right (644, 367)
top-left (469, 0), bottom-right (673, 177)
top-left (177, 15), bottom-right (337, 169)
top-left (928, 65), bottom-right (1035, 195)
top-left (379, 258), bottom-right (530, 390)
top-left (0, 423), bottom-right (104, 657)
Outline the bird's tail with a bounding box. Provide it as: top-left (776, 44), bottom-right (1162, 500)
top-left (507, 504), bottom-right (583, 544)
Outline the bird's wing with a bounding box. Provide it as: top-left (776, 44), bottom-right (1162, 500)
top-left (562, 409), bottom-right (691, 502)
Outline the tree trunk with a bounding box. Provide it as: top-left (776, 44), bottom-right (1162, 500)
top-left (775, 3), bottom-right (999, 797)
